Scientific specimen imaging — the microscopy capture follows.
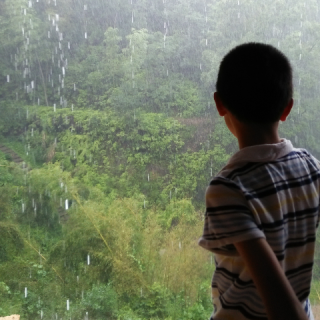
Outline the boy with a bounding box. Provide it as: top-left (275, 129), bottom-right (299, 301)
top-left (199, 43), bottom-right (320, 320)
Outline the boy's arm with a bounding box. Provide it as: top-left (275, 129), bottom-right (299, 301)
top-left (234, 238), bottom-right (309, 320)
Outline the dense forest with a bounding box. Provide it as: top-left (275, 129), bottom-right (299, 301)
top-left (1, 0), bottom-right (320, 319)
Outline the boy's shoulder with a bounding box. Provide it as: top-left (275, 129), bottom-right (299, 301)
top-left (211, 140), bottom-right (320, 187)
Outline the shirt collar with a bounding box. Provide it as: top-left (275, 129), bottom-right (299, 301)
top-left (227, 139), bottom-right (294, 166)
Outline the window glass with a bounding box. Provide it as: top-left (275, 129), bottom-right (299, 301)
top-left (0, 0), bottom-right (320, 319)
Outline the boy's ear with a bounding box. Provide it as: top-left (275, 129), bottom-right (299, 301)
top-left (214, 92), bottom-right (228, 116)
top-left (279, 99), bottom-right (294, 122)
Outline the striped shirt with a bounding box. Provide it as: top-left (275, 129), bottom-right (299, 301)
top-left (199, 139), bottom-right (320, 320)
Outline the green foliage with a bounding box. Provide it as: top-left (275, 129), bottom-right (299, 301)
top-left (0, 222), bottom-right (24, 262)
top-left (80, 283), bottom-right (118, 319)
top-left (133, 282), bottom-right (173, 319)
top-left (159, 199), bottom-right (196, 230)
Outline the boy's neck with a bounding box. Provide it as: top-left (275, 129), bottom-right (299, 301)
top-left (236, 122), bottom-right (281, 150)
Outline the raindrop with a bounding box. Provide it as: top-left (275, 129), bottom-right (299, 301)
top-left (179, 242), bottom-right (182, 249)
top-left (74, 83), bottom-right (76, 91)
top-left (65, 199), bottom-right (69, 210)
top-left (147, 173), bottom-right (150, 181)
top-left (87, 254), bottom-right (90, 265)
top-left (7, 75), bottom-right (10, 82)
top-left (85, 32), bottom-right (87, 39)
top-left (66, 299), bottom-right (69, 311)
top-left (25, 287), bottom-right (27, 298)
top-left (22, 202), bottom-right (25, 213)
top-left (54, 104), bottom-right (56, 112)
top-left (84, 4), bottom-right (87, 10)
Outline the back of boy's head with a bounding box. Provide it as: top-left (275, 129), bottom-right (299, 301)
top-left (216, 42), bottom-right (293, 124)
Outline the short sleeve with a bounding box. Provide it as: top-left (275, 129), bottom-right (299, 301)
top-left (198, 176), bottom-right (265, 256)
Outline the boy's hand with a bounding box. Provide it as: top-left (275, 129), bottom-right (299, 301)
top-left (234, 238), bottom-right (309, 320)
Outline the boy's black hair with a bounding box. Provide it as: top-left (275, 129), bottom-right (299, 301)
top-left (216, 42), bottom-right (293, 123)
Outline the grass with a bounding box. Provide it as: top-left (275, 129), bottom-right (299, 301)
top-left (309, 279), bottom-right (320, 305)
top-left (0, 138), bottom-right (40, 168)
